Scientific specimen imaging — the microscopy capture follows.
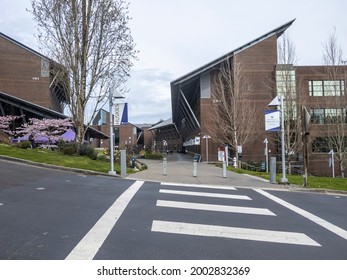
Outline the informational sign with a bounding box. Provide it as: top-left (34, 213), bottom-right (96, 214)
top-left (194, 136), bottom-right (200, 145)
top-left (114, 103), bottom-right (128, 125)
top-left (265, 110), bottom-right (280, 131)
top-left (218, 150), bottom-right (225, 162)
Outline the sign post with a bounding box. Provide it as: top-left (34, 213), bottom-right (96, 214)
top-left (267, 96), bottom-right (288, 184)
top-left (263, 138), bottom-right (269, 172)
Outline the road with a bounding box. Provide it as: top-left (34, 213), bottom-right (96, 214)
top-left (0, 159), bottom-right (347, 260)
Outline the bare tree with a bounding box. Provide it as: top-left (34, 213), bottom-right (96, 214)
top-left (321, 28), bottom-right (347, 177)
top-left (30, 0), bottom-right (137, 144)
top-left (206, 58), bottom-right (257, 166)
top-left (276, 32), bottom-right (302, 174)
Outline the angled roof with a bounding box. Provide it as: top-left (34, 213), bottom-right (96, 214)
top-left (0, 91), bottom-right (109, 139)
top-left (148, 118), bottom-right (173, 131)
top-left (171, 19), bottom-right (295, 85)
top-left (170, 19), bottom-right (295, 135)
top-left (0, 91), bottom-right (66, 119)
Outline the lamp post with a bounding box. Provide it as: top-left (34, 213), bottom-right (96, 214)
top-left (267, 95), bottom-right (288, 184)
top-left (280, 95), bottom-right (288, 184)
top-left (109, 87), bottom-right (116, 175)
top-left (108, 86), bottom-right (125, 175)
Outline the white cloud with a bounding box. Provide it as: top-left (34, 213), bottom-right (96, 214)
top-left (125, 68), bottom-right (173, 124)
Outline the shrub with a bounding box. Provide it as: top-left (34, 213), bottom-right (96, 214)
top-left (14, 141), bottom-right (32, 149)
top-left (77, 144), bottom-right (98, 160)
top-left (63, 144), bottom-right (77, 155)
top-left (144, 152), bottom-right (163, 160)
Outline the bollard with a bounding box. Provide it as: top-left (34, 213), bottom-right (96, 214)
top-left (233, 157), bottom-right (237, 168)
top-left (163, 157), bottom-right (167, 176)
top-left (120, 150), bottom-right (126, 177)
top-left (223, 160), bottom-right (227, 178)
top-left (193, 160), bottom-right (198, 177)
top-left (269, 157), bottom-right (276, 184)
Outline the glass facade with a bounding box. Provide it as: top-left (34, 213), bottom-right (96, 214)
top-left (310, 108), bottom-right (347, 124)
top-left (276, 69), bottom-right (297, 119)
top-left (309, 80), bottom-right (345, 96)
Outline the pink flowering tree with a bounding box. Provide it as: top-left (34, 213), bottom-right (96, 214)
top-left (16, 118), bottom-right (73, 145)
top-left (0, 115), bottom-right (22, 136)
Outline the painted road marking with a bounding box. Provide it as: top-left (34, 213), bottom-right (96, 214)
top-left (151, 220), bottom-right (321, 246)
top-left (65, 180), bottom-right (144, 260)
top-left (255, 189), bottom-right (347, 241)
top-left (161, 182), bottom-right (237, 190)
top-left (159, 189), bottom-right (251, 200)
top-left (157, 200), bottom-right (275, 216)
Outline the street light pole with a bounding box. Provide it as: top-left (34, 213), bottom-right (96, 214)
top-left (109, 87), bottom-right (116, 175)
top-left (264, 138), bottom-right (269, 173)
top-left (280, 95), bottom-right (288, 184)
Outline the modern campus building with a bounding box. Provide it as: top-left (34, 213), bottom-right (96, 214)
top-left (168, 19), bottom-right (347, 177)
top-left (0, 32), bottom-right (107, 141)
top-left (92, 108), bottom-right (154, 151)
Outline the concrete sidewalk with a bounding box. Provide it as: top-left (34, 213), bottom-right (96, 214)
top-left (128, 153), bottom-right (284, 189)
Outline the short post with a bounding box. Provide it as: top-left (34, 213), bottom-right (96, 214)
top-left (329, 149), bottom-right (335, 178)
top-left (120, 150), bottom-right (126, 177)
top-left (269, 157), bottom-right (276, 184)
top-left (223, 160), bottom-right (227, 178)
top-left (193, 154), bottom-right (198, 177)
top-left (233, 157), bottom-right (237, 168)
top-left (163, 157), bottom-right (167, 176)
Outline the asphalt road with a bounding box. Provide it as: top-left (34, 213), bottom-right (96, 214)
top-left (1, 159), bottom-right (347, 260)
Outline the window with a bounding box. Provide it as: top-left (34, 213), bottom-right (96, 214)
top-left (276, 69), bottom-right (297, 119)
top-left (41, 59), bottom-right (49, 78)
top-left (310, 108), bottom-right (324, 124)
top-left (276, 70), bottom-right (296, 97)
top-left (98, 110), bottom-right (107, 125)
top-left (310, 108), bottom-right (347, 124)
top-left (312, 137), bottom-right (331, 153)
top-left (309, 80), bottom-right (345, 96)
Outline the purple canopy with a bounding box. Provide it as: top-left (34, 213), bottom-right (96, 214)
top-left (12, 129), bottom-right (76, 144)
top-left (61, 129), bottom-right (75, 142)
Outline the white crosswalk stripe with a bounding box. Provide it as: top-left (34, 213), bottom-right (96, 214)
top-left (160, 182), bottom-right (236, 190)
top-left (152, 220), bottom-right (321, 246)
top-left (157, 200), bottom-right (276, 216)
top-left (159, 189), bottom-right (251, 200)
top-left (151, 184), bottom-right (322, 246)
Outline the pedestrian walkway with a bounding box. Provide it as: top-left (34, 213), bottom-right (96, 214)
top-left (128, 153), bottom-right (279, 189)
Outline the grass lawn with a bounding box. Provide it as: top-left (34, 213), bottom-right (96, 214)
top-left (0, 144), bottom-right (132, 174)
top-left (228, 166), bottom-right (347, 192)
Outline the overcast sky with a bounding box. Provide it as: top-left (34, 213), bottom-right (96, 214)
top-left (1, 0), bottom-right (346, 124)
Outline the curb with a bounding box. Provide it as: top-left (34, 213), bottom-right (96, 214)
top-left (0, 155), bottom-right (122, 178)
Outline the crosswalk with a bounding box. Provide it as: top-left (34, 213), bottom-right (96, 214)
top-left (151, 182), bottom-right (321, 247)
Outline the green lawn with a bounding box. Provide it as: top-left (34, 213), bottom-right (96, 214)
top-left (228, 166), bottom-right (347, 191)
top-left (0, 144), bottom-right (131, 174)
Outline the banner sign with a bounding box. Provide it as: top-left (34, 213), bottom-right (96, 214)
top-left (265, 110), bottom-right (280, 131)
top-left (114, 103), bottom-right (128, 125)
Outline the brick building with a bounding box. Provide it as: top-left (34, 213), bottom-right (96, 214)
top-left (92, 109), bottom-right (154, 150)
top-left (0, 32), bottom-right (107, 141)
top-left (170, 20), bottom-right (347, 176)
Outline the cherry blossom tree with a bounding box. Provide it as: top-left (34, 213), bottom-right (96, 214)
top-left (0, 115), bottom-right (22, 136)
top-left (16, 118), bottom-right (73, 145)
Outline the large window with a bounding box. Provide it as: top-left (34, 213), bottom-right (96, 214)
top-left (311, 137), bottom-right (331, 153)
top-left (312, 137), bottom-right (347, 153)
top-left (310, 108), bottom-right (347, 124)
top-left (309, 80), bottom-right (345, 96)
top-left (276, 69), bottom-right (297, 119)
